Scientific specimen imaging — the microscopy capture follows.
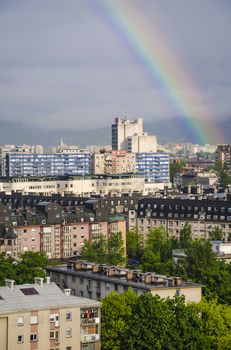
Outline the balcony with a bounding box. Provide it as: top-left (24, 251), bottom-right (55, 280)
top-left (81, 334), bottom-right (100, 342)
top-left (81, 317), bottom-right (100, 325)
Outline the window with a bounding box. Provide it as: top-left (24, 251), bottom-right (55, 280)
top-left (30, 333), bottom-right (38, 342)
top-left (66, 328), bottom-right (72, 338)
top-left (17, 317), bottom-right (24, 326)
top-left (66, 347), bottom-right (72, 350)
top-left (17, 335), bottom-right (24, 343)
top-left (81, 343), bottom-right (95, 350)
top-left (30, 315), bottom-right (38, 324)
top-left (50, 314), bottom-right (59, 322)
top-left (50, 330), bottom-right (59, 342)
top-left (66, 312), bottom-right (72, 321)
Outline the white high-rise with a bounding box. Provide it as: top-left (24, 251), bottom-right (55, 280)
top-left (111, 117), bottom-right (157, 153)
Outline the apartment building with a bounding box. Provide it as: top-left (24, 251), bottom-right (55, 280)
top-left (5, 152), bottom-right (91, 177)
top-left (0, 174), bottom-right (167, 196)
top-left (136, 153), bottom-right (170, 183)
top-left (216, 144), bottom-right (231, 174)
top-left (0, 277), bottom-right (100, 350)
top-left (93, 150), bottom-right (136, 175)
top-left (47, 261), bottom-right (202, 303)
top-left (137, 198), bottom-right (231, 242)
top-left (0, 219), bottom-right (126, 260)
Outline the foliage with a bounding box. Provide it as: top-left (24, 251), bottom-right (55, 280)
top-left (170, 160), bottom-right (186, 183)
top-left (179, 223), bottom-right (192, 248)
top-left (101, 291), bottom-right (231, 350)
top-left (81, 232), bottom-right (126, 266)
top-left (209, 226), bottom-right (225, 241)
top-left (126, 229), bottom-right (143, 260)
top-left (0, 251), bottom-right (48, 285)
top-left (141, 227), bottom-right (175, 274)
top-left (214, 161), bottom-right (231, 186)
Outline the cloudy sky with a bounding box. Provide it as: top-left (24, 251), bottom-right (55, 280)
top-left (0, 0), bottom-right (230, 130)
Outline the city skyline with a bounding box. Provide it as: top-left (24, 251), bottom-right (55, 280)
top-left (0, 0), bottom-right (231, 142)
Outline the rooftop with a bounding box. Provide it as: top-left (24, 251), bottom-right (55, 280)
top-left (47, 262), bottom-right (201, 291)
top-left (0, 278), bottom-right (99, 314)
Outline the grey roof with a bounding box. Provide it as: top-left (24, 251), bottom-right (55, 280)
top-left (0, 282), bottom-right (99, 315)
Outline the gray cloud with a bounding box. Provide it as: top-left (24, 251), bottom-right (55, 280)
top-left (0, 0), bottom-right (231, 130)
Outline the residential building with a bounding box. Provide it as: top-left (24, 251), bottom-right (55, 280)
top-left (4, 153), bottom-right (91, 177)
top-left (0, 277), bottom-right (100, 350)
top-left (93, 150), bottom-right (136, 175)
top-left (137, 198), bottom-right (231, 242)
top-left (136, 153), bottom-right (170, 182)
top-left (47, 261), bottom-right (202, 303)
top-left (0, 174), bottom-right (167, 196)
top-left (216, 144), bottom-right (231, 174)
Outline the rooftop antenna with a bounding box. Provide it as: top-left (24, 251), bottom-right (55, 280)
top-left (124, 110), bottom-right (128, 121)
top-left (60, 138), bottom-right (64, 146)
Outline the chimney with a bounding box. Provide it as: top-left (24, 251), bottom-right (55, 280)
top-left (5, 279), bottom-right (15, 290)
top-left (34, 277), bottom-right (44, 287)
top-left (64, 288), bottom-right (71, 296)
top-left (45, 276), bottom-right (51, 285)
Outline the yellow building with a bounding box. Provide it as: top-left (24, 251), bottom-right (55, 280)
top-left (0, 278), bottom-right (100, 350)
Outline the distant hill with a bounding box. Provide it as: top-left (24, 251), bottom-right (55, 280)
top-left (0, 117), bottom-right (230, 146)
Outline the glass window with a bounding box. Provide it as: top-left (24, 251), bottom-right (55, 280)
top-left (30, 333), bottom-right (38, 342)
top-left (66, 328), bottom-right (72, 338)
top-left (30, 315), bottom-right (38, 324)
top-left (17, 317), bottom-right (24, 326)
top-left (66, 312), bottom-right (72, 321)
top-left (17, 335), bottom-right (24, 343)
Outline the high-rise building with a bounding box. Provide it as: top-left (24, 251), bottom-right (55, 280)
top-left (136, 153), bottom-right (170, 182)
top-left (112, 117), bottom-right (157, 152)
top-left (216, 144), bottom-right (231, 175)
top-left (112, 117), bottom-right (143, 150)
top-left (5, 153), bottom-right (91, 177)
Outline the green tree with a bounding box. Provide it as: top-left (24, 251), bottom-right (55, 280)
top-left (126, 229), bottom-right (143, 260)
top-left (209, 226), bottom-right (224, 241)
top-left (107, 232), bottom-right (126, 266)
top-left (179, 223), bottom-right (192, 248)
top-left (214, 161), bottom-right (231, 186)
top-left (170, 160), bottom-right (186, 183)
top-left (101, 289), bottom-right (138, 350)
top-left (81, 239), bottom-right (97, 262)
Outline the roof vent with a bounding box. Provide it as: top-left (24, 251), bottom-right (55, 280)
top-left (5, 279), bottom-right (15, 290)
top-left (64, 288), bottom-right (71, 296)
top-left (34, 277), bottom-right (44, 287)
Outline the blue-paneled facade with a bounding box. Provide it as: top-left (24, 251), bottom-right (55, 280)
top-left (136, 153), bottom-right (169, 182)
top-left (5, 153), bottom-right (91, 177)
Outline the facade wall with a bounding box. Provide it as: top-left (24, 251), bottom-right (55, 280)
top-left (49, 269), bottom-right (201, 303)
top-left (5, 153), bottom-right (91, 177)
top-left (0, 305), bottom-right (100, 350)
top-left (136, 153), bottom-right (170, 182)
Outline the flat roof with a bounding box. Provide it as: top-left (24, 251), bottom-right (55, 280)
top-left (0, 282), bottom-right (99, 315)
top-left (47, 266), bottom-right (201, 291)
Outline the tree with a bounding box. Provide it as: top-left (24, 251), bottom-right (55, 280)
top-left (126, 229), bottom-right (143, 260)
top-left (81, 239), bottom-right (97, 262)
top-left (0, 252), bottom-right (48, 285)
top-left (101, 290), bottom-right (138, 350)
top-left (214, 161), bottom-right (231, 186)
top-left (141, 227), bottom-right (173, 274)
top-left (107, 232), bottom-right (126, 266)
top-left (179, 223), bottom-right (192, 248)
top-left (170, 160), bottom-right (185, 183)
top-left (209, 226), bottom-right (224, 241)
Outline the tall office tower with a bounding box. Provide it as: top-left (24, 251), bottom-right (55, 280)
top-left (111, 117), bottom-right (157, 153)
top-left (215, 144), bottom-right (231, 175)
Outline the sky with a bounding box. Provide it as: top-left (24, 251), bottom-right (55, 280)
top-left (0, 0), bottom-right (230, 131)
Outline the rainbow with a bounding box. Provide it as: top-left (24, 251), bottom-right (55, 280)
top-left (94, 0), bottom-right (221, 144)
